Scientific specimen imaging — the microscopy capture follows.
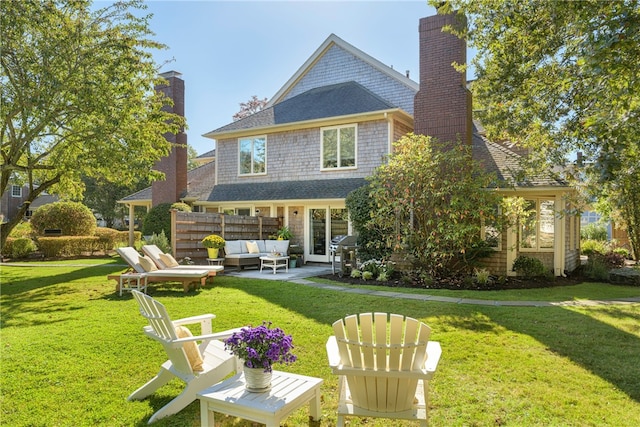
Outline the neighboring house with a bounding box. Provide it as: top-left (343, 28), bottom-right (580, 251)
top-left (0, 184), bottom-right (59, 223)
top-left (120, 11), bottom-right (581, 276)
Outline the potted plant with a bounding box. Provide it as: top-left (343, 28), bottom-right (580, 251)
top-left (201, 234), bottom-right (225, 259)
top-left (276, 226), bottom-right (293, 240)
top-left (289, 254), bottom-right (298, 268)
top-left (224, 322), bottom-right (297, 392)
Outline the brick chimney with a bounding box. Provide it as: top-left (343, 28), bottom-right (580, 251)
top-left (414, 12), bottom-right (472, 146)
top-left (152, 71), bottom-right (188, 207)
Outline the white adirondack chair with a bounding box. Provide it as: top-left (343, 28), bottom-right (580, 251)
top-left (128, 290), bottom-right (241, 424)
top-left (326, 312), bottom-right (442, 427)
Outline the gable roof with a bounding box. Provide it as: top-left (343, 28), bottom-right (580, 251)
top-left (204, 81), bottom-right (403, 138)
top-left (268, 33), bottom-right (418, 107)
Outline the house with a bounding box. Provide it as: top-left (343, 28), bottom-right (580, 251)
top-left (1, 184), bottom-right (59, 223)
top-left (121, 11), bottom-right (581, 276)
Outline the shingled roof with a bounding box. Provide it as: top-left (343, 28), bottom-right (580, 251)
top-left (202, 178), bottom-right (367, 202)
top-left (472, 124), bottom-right (566, 188)
top-left (204, 81), bottom-right (396, 137)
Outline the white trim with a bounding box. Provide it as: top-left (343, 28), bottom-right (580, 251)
top-left (320, 124), bottom-right (358, 170)
top-left (238, 135), bottom-right (267, 176)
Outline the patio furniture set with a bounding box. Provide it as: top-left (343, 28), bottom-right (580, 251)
top-left (128, 290), bottom-right (442, 426)
top-left (109, 242), bottom-right (294, 294)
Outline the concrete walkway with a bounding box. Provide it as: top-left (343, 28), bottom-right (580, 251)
top-left (224, 264), bottom-right (640, 307)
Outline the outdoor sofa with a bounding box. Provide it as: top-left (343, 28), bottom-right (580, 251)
top-left (223, 239), bottom-right (289, 270)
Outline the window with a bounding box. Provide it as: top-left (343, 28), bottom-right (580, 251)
top-left (223, 208), bottom-right (251, 216)
top-left (520, 198), bottom-right (555, 251)
top-left (239, 136), bottom-right (266, 175)
top-left (11, 185), bottom-right (22, 197)
top-left (322, 125), bottom-right (356, 169)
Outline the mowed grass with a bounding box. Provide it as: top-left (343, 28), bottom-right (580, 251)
top-left (1, 259), bottom-right (639, 426)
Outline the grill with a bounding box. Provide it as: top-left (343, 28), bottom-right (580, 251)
top-left (330, 235), bottom-right (358, 276)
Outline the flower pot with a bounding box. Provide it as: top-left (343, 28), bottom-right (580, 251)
top-left (290, 258), bottom-right (297, 268)
top-left (207, 248), bottom-right (219, 259)
top-left (243, 366), bottom-right (272, 392)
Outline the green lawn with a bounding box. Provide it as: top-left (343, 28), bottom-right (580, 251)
top-left (1, 259), bottom-right (640, 426)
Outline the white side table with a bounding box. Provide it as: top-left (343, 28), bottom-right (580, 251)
top-left (119, 272), bottom-right (148, 296)
top-left (206, 258), bottom-right (225, 266)
top-left (259, 256), bottom-right (289, 274)
top-left (197, 370), bottom-right (322, 427)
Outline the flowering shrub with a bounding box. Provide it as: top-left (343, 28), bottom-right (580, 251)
top-left (224, 322), bottom-right (297, 372)
top-left (360, 259), bottom-right (396, 280)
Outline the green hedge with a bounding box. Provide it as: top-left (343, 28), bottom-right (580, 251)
top-left (2, 237), bottom-right (37, 258)
top-left (37, 236), bottom-right (99, 257)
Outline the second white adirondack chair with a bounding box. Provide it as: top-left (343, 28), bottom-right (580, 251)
top-left (326, 312), bottom-right (442, 427)
top-left (128, 290), bottom-right (241, 424)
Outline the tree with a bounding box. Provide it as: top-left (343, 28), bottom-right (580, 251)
top-left (436, 0), bottom-right (640, 258)
top-left (0, 0), bottom-right (185, 250)
top-left (233, 95), bottom-right (268, 121)
top-left (367, 133), bottom-right (501, 277)
top-left (82, 174), bottom-right (150, 228)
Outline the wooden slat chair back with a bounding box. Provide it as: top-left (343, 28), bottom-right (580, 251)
top-left (128, 290), bottom-right (241, 423)
top-left (327, 312), bottom-right (441, 426)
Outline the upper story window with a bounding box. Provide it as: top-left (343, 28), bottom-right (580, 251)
top-left (239, 136), bottom-right (266, 175)
top-left (11, 185), bottom-right (22, 197)
top-left (520, 198), bottom-right (555, 251)
top-left (321, 125), bottom-right (356, 169)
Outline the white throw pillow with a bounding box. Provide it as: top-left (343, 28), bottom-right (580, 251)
top-left (246, 240), bottom-right (260, 254)
top-left (138, 255), bottom-right (158, 272)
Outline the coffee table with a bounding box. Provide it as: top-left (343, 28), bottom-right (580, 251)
top-left (259, 255), bottom-right (289, 274)
top-left (197, 370), bottom-right (323, 427)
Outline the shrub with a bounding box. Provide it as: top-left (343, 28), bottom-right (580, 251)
top-left (512, 255), bottom-right (546, 278)
top-left (584, 255), bottom-right (610, 281)
top-left (362, 271), bottom-right (374, 280)
top-left (581, 222), bottom-right (608, 241)
top-left (141, 202), bottom-right (191, 240)
top-left (30, 201), bottom-right (96, 236)
top-left (350, 269), bottom-right (362, 279)
top-left (2, 237), bottom-right (37, 258)
top-left (144, 231), bottom-right (171, 253)
top-left (581, 239), bottom-right (609, 255)
top-left (613, 247), bottom-right (630, 259)
top-left (9, 221), bottom-right (34, 239)
top-left (474, 268), bottom-right (491, 285)
top-left (37, 236), bottom-right (99, 257)
top-left (93, 227), bottom-right (120, 252)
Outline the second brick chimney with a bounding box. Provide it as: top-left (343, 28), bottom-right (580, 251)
top-left (414, 12), bottom-right (472, 146)
top-left (152, 71), bottom-right (188, 207)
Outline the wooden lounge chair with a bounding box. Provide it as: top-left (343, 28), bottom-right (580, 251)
top-left (326, 312), bottom-right (442, 427)
top-left (141, 244), bottom-right (224, 274)
top-left (128, 290), bottom-right (241, 423)
top-left (109, 247), bottom-right (213, 292)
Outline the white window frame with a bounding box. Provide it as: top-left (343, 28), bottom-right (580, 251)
top-left (11, 185), bottom-right (22, 197)
top-left (519, 198), bottom-right (555, 252)
top-left (238, 135), bottom-right (267, 176)
top-left (321, 124), bottom-right (357, 170)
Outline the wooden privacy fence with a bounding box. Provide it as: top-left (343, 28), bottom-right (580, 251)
top-left (170, 210), bottom-right (281, 263)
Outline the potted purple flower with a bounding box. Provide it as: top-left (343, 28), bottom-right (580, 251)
top-left (224, 322), bottom-right (297, 391)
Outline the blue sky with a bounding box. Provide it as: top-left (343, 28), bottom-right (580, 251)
top-left (96, 1), bottom-right (452, 155)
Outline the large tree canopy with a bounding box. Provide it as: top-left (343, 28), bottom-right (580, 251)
top-left (437, 0), bottom-right (640, 258)
top-left (0, 0), bottom-right (185, 248)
